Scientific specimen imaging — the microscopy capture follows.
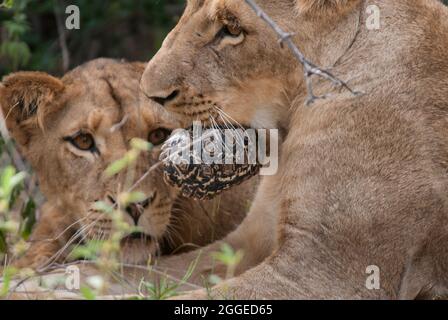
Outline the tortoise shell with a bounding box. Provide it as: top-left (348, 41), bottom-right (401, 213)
top-left (160, 127), bottom-right (260, 200)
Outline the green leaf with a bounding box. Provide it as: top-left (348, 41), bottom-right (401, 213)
top-left (0, 0), bottom-right (14, 9)
top-left (0, 166), bottom-right (26, 194)
top-left (0, 136), bottom-right (5, 155)
top-left (9, 171), bottom-right (26, 190)
top-left (0, 266), bottom-right (17, 297)
top-left (130, 138), bottom-right (153, 152)
top-left (69, 240), bottom-right (103, 260)
top-left (0, 166), bottom-right (26, 211)
top-left (118, 191), bottom-right (146, 207)
top-left (92, 201), bottom-right (114, 214)
top-left (104, 149), bottom-right (139, 177)
top-left (80, 286), bottom-right (96, 300)
top-left (0, 166), bottom-right (15, 192)
top-left (0, 220), bottom-right (19, 233)
top-left (0, 230), bottom-right (7, 254)
top-left (105, 158), bottom-right (128, 177)
top-left (20, 198), bottom-right (36, 240)
top-left (212, 243), bottom-right (244, 267)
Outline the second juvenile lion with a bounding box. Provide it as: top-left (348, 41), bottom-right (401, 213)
top-left (0, 58), bottom-right (256, 273)
top-left (140, 0), bottom-right (448, 299)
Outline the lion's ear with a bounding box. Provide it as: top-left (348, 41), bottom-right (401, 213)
top-left (0, 72), bottom-right (65, 146)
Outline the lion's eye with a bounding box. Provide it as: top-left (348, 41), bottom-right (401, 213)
top-left (65, 132), bottom-right (96, 152)
top-left (148, 128), bottom-right (172, 146)
top-left (222, 24), bottom-right (242, 37)
top-left (215, 24), bottom-right (245, 47)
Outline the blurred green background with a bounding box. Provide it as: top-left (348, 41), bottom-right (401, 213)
top-left (1, 0), bottom-right (448, 77)
top-left (0, 0), bottom-right (184, 77)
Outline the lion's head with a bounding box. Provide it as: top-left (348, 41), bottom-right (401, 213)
top-left (0, 58), bottom-right (253, 265)
top-left (141, 0), bottom-right (361, 130)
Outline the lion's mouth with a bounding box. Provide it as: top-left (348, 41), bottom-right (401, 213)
top-left (173, 107), bottom-right (217, 124)
top-left (120, 232), bottom-right (151, 244)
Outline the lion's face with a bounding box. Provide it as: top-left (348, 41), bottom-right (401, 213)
top-left (0, 59), bottom-right (187, 262)
top-left (141, 0), bottom-right (299, 130)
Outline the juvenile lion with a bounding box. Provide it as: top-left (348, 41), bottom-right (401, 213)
top-left (141, 0), bottom-right (448, 299)
top-left (0, 58), bottom-right (255, 270)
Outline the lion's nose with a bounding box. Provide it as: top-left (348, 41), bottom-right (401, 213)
top-left (140, 72), bottom-right (180, 107)
top-left (125, 197), bottom-right (151, 225)
top-left (126, 204), bottom-right (143, 225)
top-left (140, 56), bottom-right (183, 107)
top-left (149, 89), bottom-right (180, 107)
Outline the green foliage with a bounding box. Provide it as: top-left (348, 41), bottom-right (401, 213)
top-left (0, 0), bottom-right (31, 71)
top-left (0, 226), bottom-right (6, 254)
top-left (70, 240), bottom-right (104, 260)
top-left (0, 166), bottom-right (26, 213)
top-left (106, 138), bottom-right (152, 177)
top-left (0, 165), bottom-right (26, 256)
top-left (139, 254), bottom-right (199, 300)
top-left (80, 285), bottom-right (97, 300)
top-left (0, 0), bottom-right (185, 76)
top-left (19, 198), bottom-right (35, 240)
top-left (0, 265), bottom-right (17, 296)
top-left (0, 0), bottom-right (14, 9)
top-left (212, 244), bottom-right (244, 269)
top-left (0, 129), bottom-right (37, 266)
top-left (105, 150), bottom-right (139, 177)
top-left (140, 275), bottom-right (184, 300)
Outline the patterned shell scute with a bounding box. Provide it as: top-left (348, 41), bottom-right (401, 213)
top-left (160, 127), bottom-right (260, 200)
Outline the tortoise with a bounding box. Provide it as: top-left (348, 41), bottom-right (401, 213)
top-left (160, 126), bottom-right (261, 200)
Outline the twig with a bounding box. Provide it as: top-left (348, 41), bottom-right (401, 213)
top-left (127, 161), bottom-right (164, 192)
top-left (244, 0), bottom-right (361, 105)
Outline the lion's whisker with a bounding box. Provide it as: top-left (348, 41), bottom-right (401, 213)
top-left (48, 214), bottom-right (91, 243)
top-left (42, 211), bottom-right (108, 270)
top-left (214, 107), bottom-right (248, 147)
top-left (39, 221), bottom-right (95, 271)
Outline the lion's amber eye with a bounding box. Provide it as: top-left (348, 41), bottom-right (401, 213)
top-left (67, 132), bottom-right (96, 151)
top-left (222, 24), bottom-right (242, 37)
top-left (148, 128), bottom-right (172, 146)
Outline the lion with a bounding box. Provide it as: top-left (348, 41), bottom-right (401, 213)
top-left (0, 58), bottom-right (256, 273)
top-left (140, 0), bottom-right (448, 299)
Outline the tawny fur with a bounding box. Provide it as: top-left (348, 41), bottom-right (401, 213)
top-left (0, 58), bottom-right (256, 271)
top-left (141, 0), bottom-right (448, 299)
